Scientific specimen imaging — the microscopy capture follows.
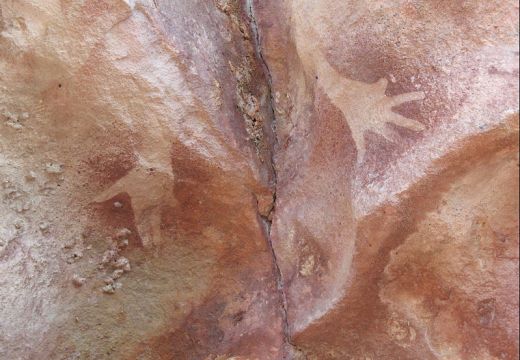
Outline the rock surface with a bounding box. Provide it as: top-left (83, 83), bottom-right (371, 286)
top-left (0, 0), bottom-right (518, 359)
top-left (255, 0), bottom-right (519, 358)
top-left (0, 1), bottom-right (282, 359)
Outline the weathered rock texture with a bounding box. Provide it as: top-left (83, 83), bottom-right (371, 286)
top-left (255, 0), bottom-right (519, 358)
top-left (1, 1), bottom-right (282, 359)
top-left (0, 0), bottom-right (518, 359)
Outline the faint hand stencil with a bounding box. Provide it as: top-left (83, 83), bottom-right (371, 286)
top-left (292, 2), bottom-right (426, 161)
top-left (94, 129), bottom-right (176, 248)
top-left (319, 63), bottom-right (425, 160)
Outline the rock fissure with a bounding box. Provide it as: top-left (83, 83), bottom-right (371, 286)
top-left (246, 0), bottom-right (293, 353)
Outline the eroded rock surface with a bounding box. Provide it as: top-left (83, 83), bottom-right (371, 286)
top-left (0, 0), bottom-right (518, 359)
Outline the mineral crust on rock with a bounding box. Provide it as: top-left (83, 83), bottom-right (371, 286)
top-left (0, 0), bottom-right (518, 359)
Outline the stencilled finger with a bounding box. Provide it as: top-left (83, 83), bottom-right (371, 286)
top-left (380, 124), bottom-right (399, 142)
top-left (389, 112), bottom-right (426, 131)
top-left (93, 178), bottom-right (127, 203)
top-left (388, 91), bottom-right (425, 108)
top-left (376, 77), bottom-right (389, 91)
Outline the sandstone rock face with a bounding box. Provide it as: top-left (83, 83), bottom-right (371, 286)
top-left (0, 1), bottom-right (282, 359)
top-left (0, 0), bottom-right (518, 359)
top-left (255, 0), bottom-right (519, 358)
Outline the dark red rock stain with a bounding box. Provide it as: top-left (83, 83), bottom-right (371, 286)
top-left (97, 138), bottom-right (284, 358)
top-left (82, 145), bottom-right (137, 187)
top-left (310, 89), bottom-right (356, 170)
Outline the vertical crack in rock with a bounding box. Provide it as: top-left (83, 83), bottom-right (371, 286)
top-left (246, 0), bottom-right (294, 354)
